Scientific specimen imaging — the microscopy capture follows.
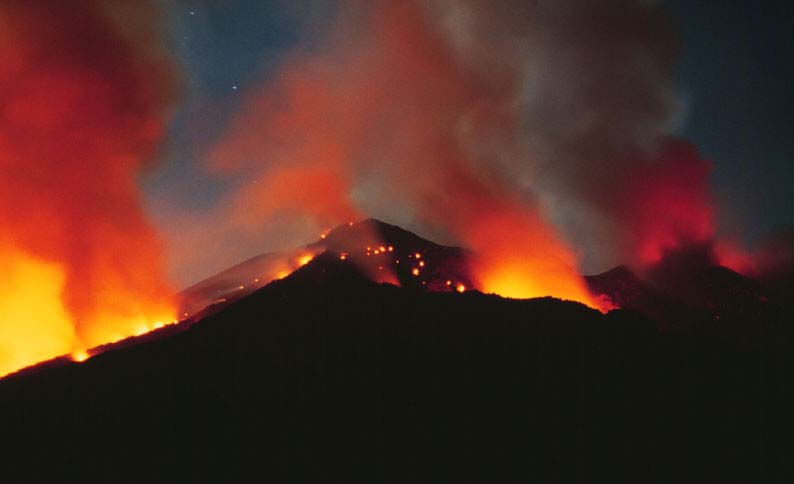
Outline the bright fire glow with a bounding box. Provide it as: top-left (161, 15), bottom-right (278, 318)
top-left (456, 284), bottom-right (466, 293)
top-left (0, 248), bottom-right (178, 377)
top-left (463, 212), bottom-right (611, 312)
top-left (71, 350), bottom-right (90, 363)
top-left (298, 254), bottom-right (314, 267)
top-left (0, 249), bottom-right (77, 376)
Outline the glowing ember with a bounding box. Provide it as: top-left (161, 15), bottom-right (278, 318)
top-left (412, 268), bottom-right (420, 276)
top-left (71, 351), bottom-right (90, 363)
top-left (419, 261), bottom-right (425, 267)
top-left (456, 284), bottom-right (466, 293)
top-left (297, 254), bottom-right (314, 267)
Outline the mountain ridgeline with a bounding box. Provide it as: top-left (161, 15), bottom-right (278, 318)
top-left (1, 219), bottom-right (792, 483)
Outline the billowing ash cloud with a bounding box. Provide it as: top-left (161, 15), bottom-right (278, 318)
top-left (173, 0), bottom-right (720, 305)
top-left (0, 1), bottom-right (177, 374)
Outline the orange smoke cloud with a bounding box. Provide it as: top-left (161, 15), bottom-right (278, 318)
top-left (208, 1), bottom-right (606, 309)
top-left (0, 2), bottom-right (177, 375)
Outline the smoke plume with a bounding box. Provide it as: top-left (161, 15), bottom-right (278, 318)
top-left (197, 0), bottom-right (718, 308)
top-left (0, 1), bottom-right (176, 375)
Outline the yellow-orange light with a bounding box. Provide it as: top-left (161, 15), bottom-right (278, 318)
top-left (379, 246), bottom-right (386, 252)
top-left (446, 280), bottom-right (452, 286)
top-left (412, 268), bottom-right (420, 276)
top-left (415, 253), bottom-right (422, 259)
top-left (388, 246), bottom-right (394, 252)
top-left (340, 254), bottom-right (347, 261)
top-left (298, 254), bottom-right (314, 266)
top-left (276, 270), bottom-right (290, 279)
top-left (419, 261), bottom-right (425, 267)
top-left (456, 284), bottom-right (466, 293)
top-left (71, 350), bottom-right (90, 363)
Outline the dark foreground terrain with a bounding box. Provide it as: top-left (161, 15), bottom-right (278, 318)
top-left (1, 252), bottom-right (792, 483)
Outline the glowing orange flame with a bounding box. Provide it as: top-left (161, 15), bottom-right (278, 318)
top-left (71, 350), bottom-right (90, 363)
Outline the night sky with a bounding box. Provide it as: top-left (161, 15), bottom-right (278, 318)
top-left (144, 1), bottom-right (793, 286)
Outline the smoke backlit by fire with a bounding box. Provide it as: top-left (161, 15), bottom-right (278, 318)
top-left (206, 1), bottom-right (624, 310)
top-left (0, 2), bottom-right (177, 376)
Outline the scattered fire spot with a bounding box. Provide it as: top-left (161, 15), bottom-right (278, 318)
top-left (388, 246), bottom-right (394, 252)
top-left (446, 280), bottom-right (452, 286)
top-left (418, 261), bottom-right (425, 267)
top-left (412, 268), bottom-right (420, 276)
top-left (456, 284), bottom-right (466, 293)
top-left (297, 254), bottom-right (314, 267)
top-left (71, 351), bottom-right (90, 363)
top-left (415, 253), bottom-right (422, 259)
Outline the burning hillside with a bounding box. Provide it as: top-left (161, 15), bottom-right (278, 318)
top-left (178, 219), bottom-right (613, 322)
top-left (0, 2), bottom-right (177, 376)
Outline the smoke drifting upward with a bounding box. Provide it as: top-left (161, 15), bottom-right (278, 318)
top-left (0, 2), bottom-right (176, 375)
top-left (206, 0), bottom-right (721, 307)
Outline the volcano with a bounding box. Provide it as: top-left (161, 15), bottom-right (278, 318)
top-left (1, 220), bottom-right (792, 483)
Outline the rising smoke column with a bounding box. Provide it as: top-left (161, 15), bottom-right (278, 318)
top-left (0, 1), bottom-right (176, 375)
top-left (208, 0), bottom-right (604, 308)
top-left (204, 0), bottom-right (731, 307)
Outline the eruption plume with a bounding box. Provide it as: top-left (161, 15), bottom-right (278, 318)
top-left (204, 0), bottom-right (698, 309)
top-left (0, 1), bottom-right (177, 375)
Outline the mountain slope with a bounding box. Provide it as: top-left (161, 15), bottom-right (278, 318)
top-left (1, 251), bottom-right (792, 483)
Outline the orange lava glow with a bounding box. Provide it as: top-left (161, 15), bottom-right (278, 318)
top-left (71, 350), bottom-right (90, 363)
top-left (464, 212), bottom-right (611, 312)
top-left (456, 284), bottom-right (466, 293)
top-left (0, 248), bottom-right (76, 376)
top-left (298, 254), bottom-right (315, 267)
top-left (0, 3), bottom-right (178, 377)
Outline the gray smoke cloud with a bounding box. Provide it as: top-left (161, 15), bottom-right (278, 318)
top-left (172, 0), bottom-right (710, 290)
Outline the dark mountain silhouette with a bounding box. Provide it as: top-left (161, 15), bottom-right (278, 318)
top-left (1, 220), bottom-right (792, 483)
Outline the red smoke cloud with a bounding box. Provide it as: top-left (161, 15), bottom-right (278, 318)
top-left (0, 2), bottom-right (176, 375)
top-left (208, 1), bottom-right (605, 309)
top-left (612, 140), bottom-right (716, 267)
